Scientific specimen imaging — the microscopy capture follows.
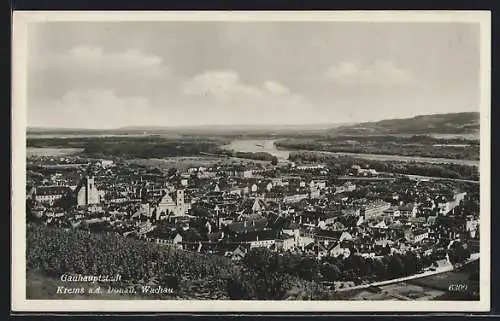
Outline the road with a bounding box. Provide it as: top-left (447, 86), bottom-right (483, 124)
top-left (336, 253), bottom-right (480, 293)
top-left (398, 174), bottom-right (479, 184)
top-left (335, 173), bottom-right (478, 184)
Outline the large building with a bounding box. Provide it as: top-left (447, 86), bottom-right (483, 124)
top-left (155, 189), bottom-right (191, 218)
top-left (362, 200), bottom-right (391, 220)
top-left (34, 185), bottom-right (71, 205)
top-left (76, 176), bottom-right (100, 207)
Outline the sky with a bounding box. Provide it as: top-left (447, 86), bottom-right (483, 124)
top-left (27, 21), bottom-right (481, 129)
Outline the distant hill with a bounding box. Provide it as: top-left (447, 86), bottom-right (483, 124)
top-left (28, 123), bottom-right (351, 136)
top-left (330, 112), bottom-right (480, 135)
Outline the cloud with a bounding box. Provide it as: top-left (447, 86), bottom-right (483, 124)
top-left (179, 70), bottom-right (315, 125)
top-left (39, 46), bottom-right (166, 76)
top-left (32, 46), bottom-right (168, 88)
top-left (182, 70), bottom-right (303, 105)
top-left (325, 61), bottom-right (416, 85)
top-left (181, 70), bottom-right (245, 100)
top-left (264, 81), bottom-right (291, 95)
top-left (28, 89), bottom-right (154, 129)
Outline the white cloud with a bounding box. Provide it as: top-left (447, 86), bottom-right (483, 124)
top-left (181, 70), bottom-right (245, 100)
top-left (36, 46), bottom-right (167, 77)
top-left (263, 81), bottom-right (291, 95)
top-left (182, 70), bottom-right (302, 105)
top-left (28, 89), bottom-right (153, 129)
top-left (325, 61), bottom-right (416, 85)
top-left (179, 70), bottom-right (314, 124)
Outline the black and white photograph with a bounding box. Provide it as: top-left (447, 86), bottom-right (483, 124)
top-left (11, 11), bottom-right (491, 312)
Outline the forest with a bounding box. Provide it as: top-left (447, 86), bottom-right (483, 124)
top-left (288, 152), bottom-right (479, 181)
top-left (276, 135), bottom-right (479, 160)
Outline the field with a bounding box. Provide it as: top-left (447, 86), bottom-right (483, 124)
top-left (342, 283), bottom-right (444, 301)
top-left (127, 156), bottom-right (269, 171)
top-left (27, 147), bottom-right (84, 157)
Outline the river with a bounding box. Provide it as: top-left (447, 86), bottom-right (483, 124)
top-left (221, 139), bottom-right (479, 167)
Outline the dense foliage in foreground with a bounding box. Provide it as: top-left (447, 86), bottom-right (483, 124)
top-left (27, 224), bottom-right (234, 299)
top-left (26, 224), bottom-right (473, 300)
top-left (26, 224), bottom-right (330, 300)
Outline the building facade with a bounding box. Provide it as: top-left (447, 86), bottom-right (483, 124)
top-left (76, 176), bottom-right (100, 207)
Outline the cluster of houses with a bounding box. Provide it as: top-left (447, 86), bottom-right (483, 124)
top-left (27, 156), bottom-right (480, 265)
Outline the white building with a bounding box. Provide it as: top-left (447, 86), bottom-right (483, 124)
top-left (156, 189), bottom-right (191, 217)
top-left (76, 176), bottom-right (100, 207)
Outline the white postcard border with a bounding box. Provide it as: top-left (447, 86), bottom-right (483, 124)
top-left (11, 10), bottom-right (492, 312)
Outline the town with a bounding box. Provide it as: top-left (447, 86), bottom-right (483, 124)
top-left (26, 149), bottom-right (480, 293)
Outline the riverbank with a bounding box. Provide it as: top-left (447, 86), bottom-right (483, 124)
top-left (336, 253), bottom-right (479, 294)
top-left (222, 139), bottom-right (479, 167)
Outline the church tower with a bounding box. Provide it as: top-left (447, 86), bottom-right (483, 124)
top-left (176, 189), bottom-right (184, 207)
top-left (76, 176), bottom-right (100, 207)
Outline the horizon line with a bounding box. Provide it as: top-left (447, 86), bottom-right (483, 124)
top-left (27, 111), bottom-right (479, 131)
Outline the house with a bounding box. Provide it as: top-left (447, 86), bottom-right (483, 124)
top-left (310, 188), bottom-right (321, 199)
top-left (328, 242), bottom-right (351, 258)
top-left (372, 220), bottom-right (388, 229)
top-left (339, 231), bottom-right (353, 242)
top-left (309, 180), bottom-right (327, 190)
top-left (283, 194), bottom-right (308, 204)
top-left (34, 185), bottom-right (71, 205)
top-left (227, 215), bottom-right (268, 234)
top-left (413, 229), bottom-right (430, 243)
top-left (383, 206), bottom-right (401, 217)
top-left (399, 203), bottom-right (418, 217)
top-left (344, 182), bottom-right (356, 192)
top-left (296, 164), bottom-right (326, 171)
top-left (227, 166), bottom-right (253, 178)
top-left (164, 233), bottom-right (183, 246)
top-left (252, 198), bottom-right (266, 213)
top-left (227, 246), bottom-right (247, 262)
top-left (275, 235), bottom-right (296, 251)
top-left (404, 229), bottom-right (429, 243)
top-left (146, 229), bottom-right (183, 247)
top-left (466, 218), bottom-right (479, 238)
top-left (305, 242), bottom-right (329, 259)
top-left (282, 222), bottom-right (300, 239)
top-left (362, 200), bottom-right (391, 219)
top-left (297, 234), bottom-right (315, 248)
top-left (100, 160), bottom-right (114, 168)
top-left (356, 216), bottom-right (364, 226)
top-left (236, 230), bottom-right (276, 249)
top-left (342, 208), bottom-right (361, 216)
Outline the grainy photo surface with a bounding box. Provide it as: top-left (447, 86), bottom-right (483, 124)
top-left (12, 11), bottom-right (491, 312)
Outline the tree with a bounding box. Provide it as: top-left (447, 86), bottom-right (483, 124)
top-left (271, 156), bottom-right (278, 166)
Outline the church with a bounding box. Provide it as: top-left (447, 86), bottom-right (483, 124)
top-left (154, 189), bottom-right (191, 219)
top-left (75, 176), bottom-right (100, 207)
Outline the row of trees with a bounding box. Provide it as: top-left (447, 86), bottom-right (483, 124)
top-left (276, 136), bottom-right (479, 160)
top-left (288, 152), bottom-right (479, 181)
